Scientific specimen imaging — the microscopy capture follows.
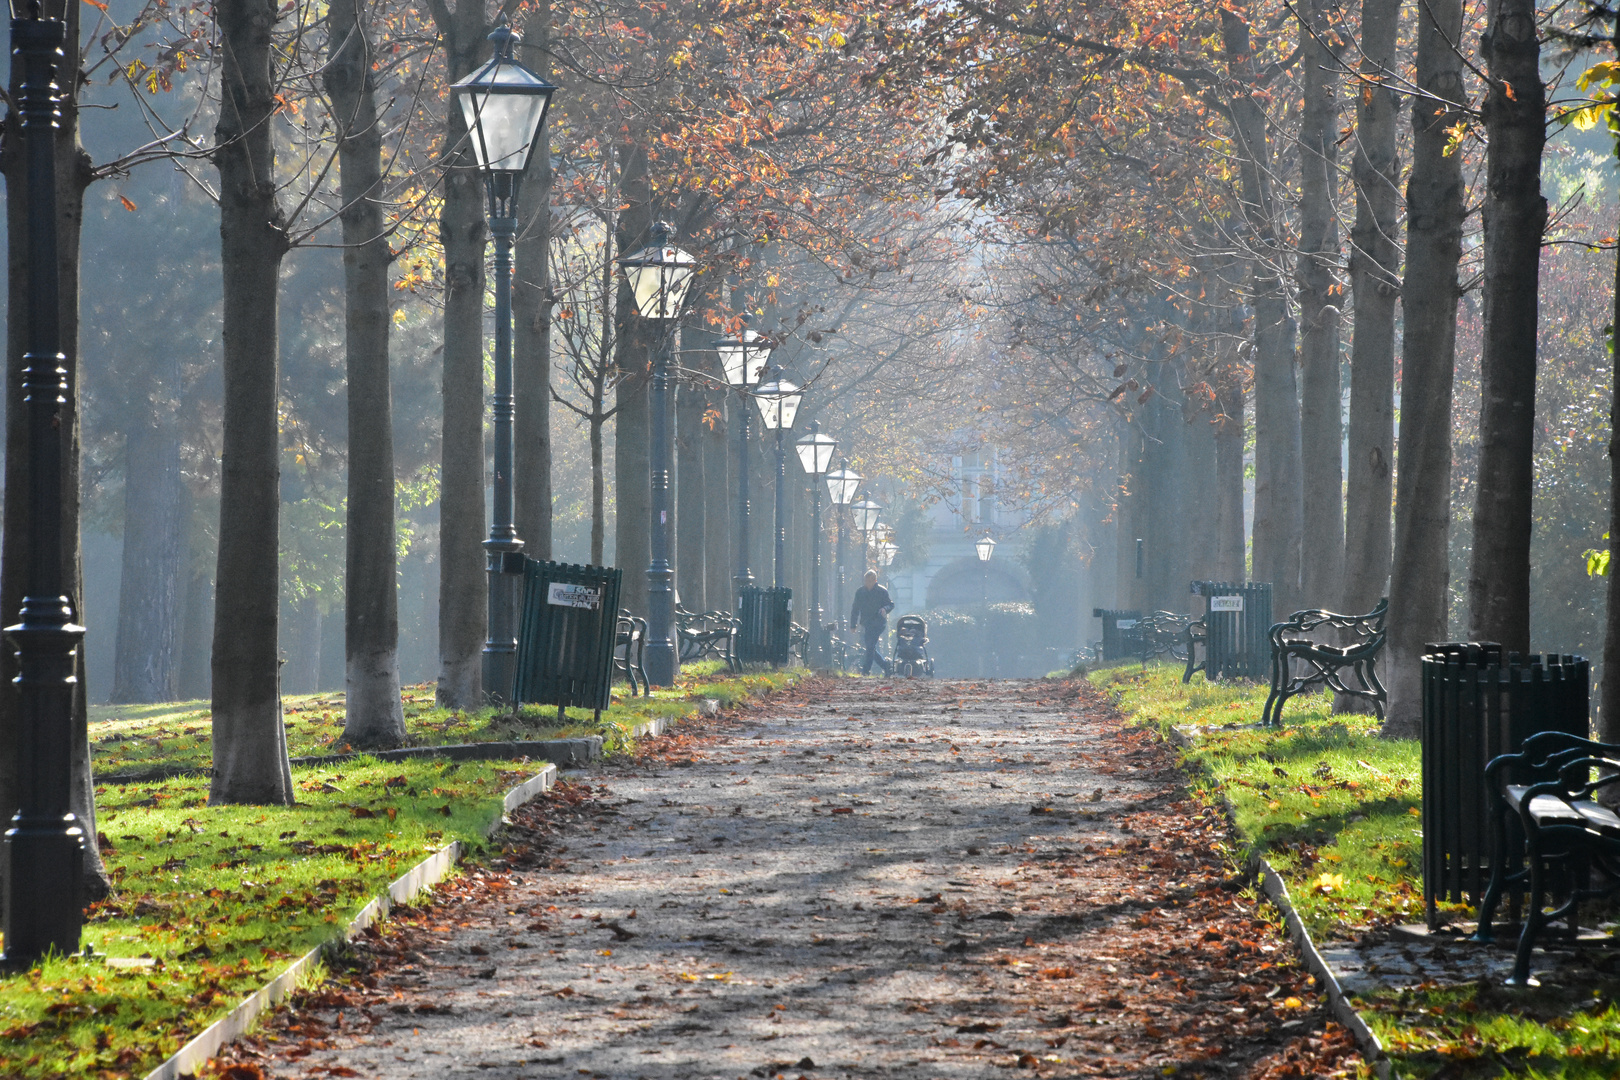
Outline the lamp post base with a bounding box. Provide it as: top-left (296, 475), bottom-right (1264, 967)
top-left (1, 814), bottom-right (85, 969)
top-left (483, 540), bottom-right (525, 707)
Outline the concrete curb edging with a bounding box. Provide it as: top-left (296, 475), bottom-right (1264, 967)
top-left (1252, 856), bottom-right (1394, 1079)
top-left (141, 762), bottom-right (558, 1080)
top-left (1165, 725), bottom-right (1395, 1078)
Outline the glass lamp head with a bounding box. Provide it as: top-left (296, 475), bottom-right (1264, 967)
top-left (976, 535), bottom-right (997, 562)
top-left (879, 541), bottom-right (899, 566)
top-left (451, 24), bottom-right (557, 175)
top-left (716, 328), bottom-right (772, 389)
top-left (826, 463), bottom-right (862, 506)
top-left (618, 221), bottom-right (697, 320)
top-left (795, 431), bottom-right (837, 476)
top-left (752, 376), bottom-right (804, 431)
top-left (851, 498), bottom-right (883, 533)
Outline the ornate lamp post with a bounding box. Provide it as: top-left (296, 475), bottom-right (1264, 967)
top-left (877, 541), bottom-right (899, 567)
top-left (976, 534), bottom-right (997, 604)
top-left (3, 0), bottom-right (87, 968)
top-left (716, 328), bottom-right (772, 603)
top-left (794, 424), bottom-right (837, 663)
top-left (752, 372), bottom-right (805, 588)
top-left (618, 222), bottom-right (698, 686)
top-left (451, 23), bottom-right (557, 704)
top-left (824, 461), bottom-right (861, 633)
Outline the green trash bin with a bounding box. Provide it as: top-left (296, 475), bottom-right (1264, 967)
top-left (512, 559), bottom-right (623, 718)
top-left (737, 587), bottom-right (792, 666)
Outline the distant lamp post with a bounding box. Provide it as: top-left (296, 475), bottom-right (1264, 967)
top-left (451, 21), bottom-right (557, 704)
top-left (618, 221), bottom-right (698, 686)
top-left (851, 497), bottom-right (883, 537)
top-left (716, 328), bottom-right (773, 602)
top-left (824, 461), bottom-right (861, 631)
top-left (794, 424), bottom-right (837, 662)
top-left (752, 372), bottom-right (804, 588)
top-left (3, 0), bottom-right (87, 968)
top-left (877, 541), bottom-right (899, 567)
top-left (976, 534), bottom-right (996, 604)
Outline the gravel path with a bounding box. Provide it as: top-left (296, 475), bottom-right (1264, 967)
top-left (227, 676), bottom-right (1355, 1079)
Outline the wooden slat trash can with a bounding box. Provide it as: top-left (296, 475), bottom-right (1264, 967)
top-left (1187, 581), bottom-right (1272, 681)
top-left (1091, 608), bottom-right (1144, 662)
top-left (512, 559), bottom-right (624, 720)
top-left (1420, 642), bottom-right (1589, 929)
top-left (737, 586), bottom-right (793, 666)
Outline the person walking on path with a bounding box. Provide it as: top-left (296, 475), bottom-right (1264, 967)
top-left (849, 569), bottom-right (894, 676)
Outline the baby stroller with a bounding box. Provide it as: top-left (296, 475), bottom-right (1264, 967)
top-left (893, 615), bottom-right (934, 678)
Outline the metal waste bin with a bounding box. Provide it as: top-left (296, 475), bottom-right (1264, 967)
top-left (1186, 581), bottom-right (1272, 681)
top-left (512, 559), bottom-right (623, 718)
top-left (737, 586), bottom-right (793, 666)
top-left (1420, 642), bottom-right (1589, 928)
top-left (1091, 608), bottom-right (1143, 662)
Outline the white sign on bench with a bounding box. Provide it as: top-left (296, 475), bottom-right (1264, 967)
top-left (1209, 596), bottom-right (1244, 612)
top-left (547, 582), bottom-right (602, 610)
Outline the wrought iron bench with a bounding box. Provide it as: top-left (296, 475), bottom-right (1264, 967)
top-left (614, 610), bottom-right (649, 696)
top-left (1135, 611), bottom-right (1192, 664)
top-left (789, 621), bottom-right (809, 665)
top-left (1476, 731), bottom-right (1620, 985)
top-left (676, 606), bottom-right (739, 671)
top-left (1261, 597), bottom-right (1388, 726)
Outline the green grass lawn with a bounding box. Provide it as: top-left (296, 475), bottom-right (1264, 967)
top-left (1092, 662), bottom-right (1620, 1078)
top-left (90, 660), bottom-right (802, 775)
top-left (0, 662), bottom-right (805, 1079)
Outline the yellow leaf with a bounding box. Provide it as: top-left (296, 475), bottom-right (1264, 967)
top-left (1283, 996), bottom-right (1304, 1008)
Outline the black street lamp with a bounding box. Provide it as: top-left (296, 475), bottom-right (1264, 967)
top-left (618, 222), bottom-right (697, 686)
top-left (824, 461), bottom-right (861, 635)
top-left (851, 497), bottom-right (883, 539)
top-left (752, 372), bottom-right (804, 588)
top-left (3, 0), bottom-right (86, 968)
top-left (794, 424), bottom-right (837, 663)
top-left (716, 328), bottom-right (772, 604)
top-left (451, 22), bottom-right (557, 704)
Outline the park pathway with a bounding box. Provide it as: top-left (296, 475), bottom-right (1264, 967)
top-left (223, 676), bottom-right (1359, 1079)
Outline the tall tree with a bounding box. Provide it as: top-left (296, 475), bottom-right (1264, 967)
top-left (514, 1), bottom-right (554, 562)
top-left (613, 141), bottom-right (653, 615)
top-left (428, 0), bottom-right (498, 708)
top-left (1222, 8), bottom-right (1302, 610)
top-left (111, 390), bottom-right (185, 703)
top-left (1296, 0), bottom-right (1345, 608)
top-left (1466, 0), bottom-right (1547, 655)
top-left (1341, 0), bottom-right (1401, 619)
top-left (210, 0), bottom-right (295, 804)
top-left (1382, 0), bottom-right (1467, 736)
top-left (327, 0), bottom-right (406, 747)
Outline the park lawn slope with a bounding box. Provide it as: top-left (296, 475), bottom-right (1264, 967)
top-left (0, 755), bottom-right (541, 1079)
top-left (90, 661), bottom-right (804, 776)
top-left (1092, 662), bottom-right (1620, 1079)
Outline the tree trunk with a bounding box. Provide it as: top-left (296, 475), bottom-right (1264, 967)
top-left (1222, 9), bottom-right (1302, 610)
top-left (591, 414), bottom-right (607, 566)
top-left (1605, 231), bottom-right (1620, 739)
top-left (1466, 0), bottom-right (1546, 655)
top-left (704, 391), bottom-right (732, 611)
top-left (1, 0), bottom-right (111, 895)
top-left (1296, 0), bottom-right (1344, 610)
top-left (210, 0), bottom-right (295, 805)
top-left (514, 1), bottom-right (554, 562)
top-left (291, 596), bottom-right (321, 695)
top-left (1342, 0), bottom-right (1401, 621)
top-left (177, 549), bottom-right (212, 700)
top-left (676, 374), bottom-right (707, 611)
top-left (1382, 0), bottom-right (1466, 737)
top-left (1206, 340), bottom-right (1246, 582)
top-left (433, 1), bottom-right (492, 708)
top-left (111, 415), bottom-right (184, 702)
top-left (327, 0), bottom-right (405, 747)
top-left (613, 142), bottom-right (652, 612)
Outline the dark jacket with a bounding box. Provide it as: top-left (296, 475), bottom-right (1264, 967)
top-left (850, 584), bottom-right (894, 631)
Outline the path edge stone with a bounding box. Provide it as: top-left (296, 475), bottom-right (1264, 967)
top-left (140, 762), bottom-right (558, 1080)
top-left (1167, 725), bottom-right (1396, 1079)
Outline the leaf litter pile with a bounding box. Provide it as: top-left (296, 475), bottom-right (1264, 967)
top-left (209, 676), bottom-right (1365, 1079)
